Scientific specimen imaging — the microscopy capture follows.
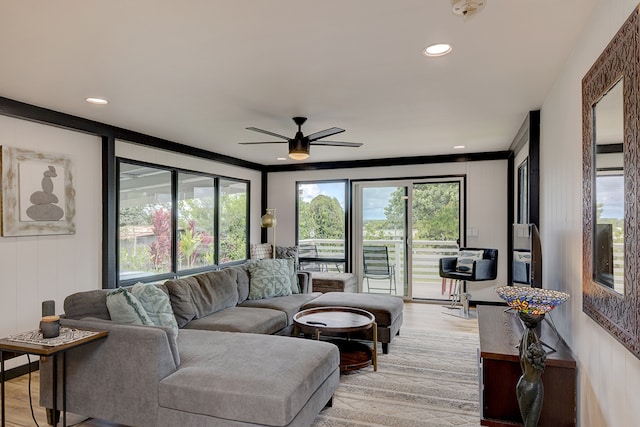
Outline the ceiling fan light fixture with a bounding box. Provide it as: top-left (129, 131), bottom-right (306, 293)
top-left (288, 137), bottom-right (310, 160)
top-left (288, 151), bottom-right (310, 160)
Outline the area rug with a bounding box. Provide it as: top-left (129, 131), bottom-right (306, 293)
top-left (311, 329), bottom-right (480, 427)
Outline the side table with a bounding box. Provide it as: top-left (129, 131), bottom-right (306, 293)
top-left (0, 327), bottom-right (108, 427)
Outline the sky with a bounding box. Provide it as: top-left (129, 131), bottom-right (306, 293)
top-left (597, 175), bottom-right (624, 219)
top-left (298, 183), bottom-right (396, 220)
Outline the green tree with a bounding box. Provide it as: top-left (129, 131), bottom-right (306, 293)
top-left (299, 195), bottom-right (344, 240)
top-left (219, 192), bottom-right (247, 262)
top-left (366, 183), bottom-right (460, 241)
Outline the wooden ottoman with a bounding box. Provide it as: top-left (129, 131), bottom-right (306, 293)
top-left (311, 272), bottom-right (358, 293)
top-left (301, 292), bottom-right (403, 354)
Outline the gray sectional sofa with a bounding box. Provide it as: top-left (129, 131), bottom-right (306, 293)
top-left (40, 265), bottom-right (340, 427)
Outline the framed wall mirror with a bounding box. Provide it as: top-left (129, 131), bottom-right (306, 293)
top-left (582, 6), bottom-right (640, 359)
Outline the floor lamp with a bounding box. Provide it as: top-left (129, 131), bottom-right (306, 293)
top-left (261, 208), bottom-right (277, 259)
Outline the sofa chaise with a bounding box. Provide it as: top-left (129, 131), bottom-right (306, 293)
top-left (40, 261), bottom-right (403, 426)
top-left (40, 264), bottom-right (340, 427)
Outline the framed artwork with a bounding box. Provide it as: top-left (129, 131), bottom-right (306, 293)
top-left (1, 146), bottom-right (75, 236)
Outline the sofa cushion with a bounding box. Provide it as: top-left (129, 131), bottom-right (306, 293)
top-left (227, 265), bottom-right (250, 304)
top-left (182, 306), bottom-right (288, 334)
top-left (239, 293), bottom-right (322, 324)
top-left (246, 258), bottom-right (295, 299)
top-left (64, 289), bottom-right (111, 321)
top-left (165, 269), bottom-right (239, 328)
top-left (302, 292), bottom-right (403, 327)
top-left (105, 288), bottom-right (154, 326)
top-left (159, 330), bottom-right (339, 426)
top-left (131, 283), bottom-right (178, 334)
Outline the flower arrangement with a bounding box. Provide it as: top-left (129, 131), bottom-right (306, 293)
top-left (495, 286), bottom-right (570, 315)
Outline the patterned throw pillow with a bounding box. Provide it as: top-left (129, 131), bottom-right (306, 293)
top-left (250, 243), bottom-right (273, 260)
top-left (106, 287), bottom-right (154, 325)
top-left (276, 246), bottom-right (300, 292)
top-left (131, 282), bottom-right (179, 333)
top-left (247, 258), bottom-right (294, 299)
top-left (455, 250), bottom-right (484, 273)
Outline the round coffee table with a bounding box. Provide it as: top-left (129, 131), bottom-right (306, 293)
top-left (293, 306), bottom-right (377, 372)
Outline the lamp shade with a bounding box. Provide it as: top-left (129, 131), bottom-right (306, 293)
top-left (261, 208), bottom-right (276, 228)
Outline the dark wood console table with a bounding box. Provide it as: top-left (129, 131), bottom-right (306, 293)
top-left (478, 305), bottom-right (576, 426)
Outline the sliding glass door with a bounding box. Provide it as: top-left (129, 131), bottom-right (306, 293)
top-left (353, 177), bottom-right (464, 300)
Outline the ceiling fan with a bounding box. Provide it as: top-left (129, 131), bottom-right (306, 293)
top-left (240, 117), bottom-right (362, 160)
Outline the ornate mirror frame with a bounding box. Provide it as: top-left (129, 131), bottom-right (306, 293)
top-left (582, 6), bottom-right (640, 359)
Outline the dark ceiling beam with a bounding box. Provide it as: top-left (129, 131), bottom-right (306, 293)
top-left (0, 96), bottom-right (264, 172)
top-left (266, 151), bottom-right (512, 172)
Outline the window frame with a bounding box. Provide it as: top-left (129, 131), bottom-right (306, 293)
top-left (295, 179), bottom-right (349, 272)
top-left (117, 158), bottom-right (250, 286)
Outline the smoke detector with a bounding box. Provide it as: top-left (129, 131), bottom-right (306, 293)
top-left (452, 0), bottom-right (486, 17)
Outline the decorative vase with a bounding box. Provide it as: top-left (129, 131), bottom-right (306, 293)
top-left (495, 286), bottom-right (570, 427)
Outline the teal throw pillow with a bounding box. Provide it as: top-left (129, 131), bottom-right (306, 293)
top-left (455, 250), bottom-right (484, 273)
top-left (106, 287), bottom-right (154, 326)
top-left (131, 282), bottom-right (179, 333)
top-left (247, 258), bottom-right (294, 299)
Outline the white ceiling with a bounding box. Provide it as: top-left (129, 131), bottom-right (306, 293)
top-left (0, 0), bottom-right (597, 165)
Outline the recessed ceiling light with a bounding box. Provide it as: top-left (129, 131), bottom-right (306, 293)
top-left (423, 43), bottom-right (453, 57)
top-left (276, 157), bottom-right (287, 161)
top-left (453, 145), bottom-right (466, 150)
top-left (86, 97), bottom-right (108, 105)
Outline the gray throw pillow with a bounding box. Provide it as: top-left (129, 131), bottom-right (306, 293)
top-left (130, 283), bottom-right (179, 334)
top-left (165, 269), bottom-right (239, 327)
top-left (106, 288), bottom-right (154, 326)
top-left (247, 258), bottom-right (294, 299)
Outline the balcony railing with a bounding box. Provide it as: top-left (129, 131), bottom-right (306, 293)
top-left (299, 238), bottom-right (459, 298)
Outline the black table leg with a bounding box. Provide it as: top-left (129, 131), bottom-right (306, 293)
top-left (62, 353), bottom-right (66, 427)
top-left (1, 350), bottom-right (5, 427)
top-left (52, 354), bottom-right (58, 427)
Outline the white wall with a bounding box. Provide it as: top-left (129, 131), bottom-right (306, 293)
top-left (0, 115), bottom-right (102, 369)
top-left (267, 159), bottom-right (507, 302)
top-left (541, 0), bottom-right (640, 425)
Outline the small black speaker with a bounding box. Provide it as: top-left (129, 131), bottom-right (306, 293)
top-left (42, 300), bottom-right (55, 317)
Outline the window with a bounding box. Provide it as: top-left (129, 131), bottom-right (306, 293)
top-left (119, 163), bottom-right (173, 280)
top-left (177, 173), bottom-right (215, 271)
top-left (219, 179), bottom-right (249, 263)
top-left (118, 159), bottom-right (249, 285)
top-left (296, 180), bottom-right (347, 272)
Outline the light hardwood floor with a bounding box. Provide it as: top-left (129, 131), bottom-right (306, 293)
top-left (2, 301), bottom-right (478, 427)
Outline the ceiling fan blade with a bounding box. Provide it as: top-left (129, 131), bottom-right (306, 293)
top-left (306, 127), bottom-right (345, 142)
top-left (246, 127), bottom-right (290, 140)
top-left (310, 141), bottom-right (363, 147)
top-left (239, 141), bottom-right (288, 145)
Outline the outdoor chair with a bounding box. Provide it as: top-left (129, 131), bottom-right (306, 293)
top-left (298, 244), bottom-right (327, 272)
top-left (362, 245), bottom-right (397, 294)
